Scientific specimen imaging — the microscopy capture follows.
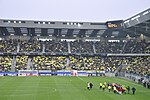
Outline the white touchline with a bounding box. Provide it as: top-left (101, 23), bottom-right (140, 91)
top-left (116, 78), bottom-right (143, 87)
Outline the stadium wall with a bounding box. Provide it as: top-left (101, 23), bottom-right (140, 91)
top-left (116, 72), bottom-right (150, 84)
top-left (0, 70), bottom-right (105, 77)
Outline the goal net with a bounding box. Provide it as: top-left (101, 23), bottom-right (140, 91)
top-left (18, 70), bottom-right (38, 76)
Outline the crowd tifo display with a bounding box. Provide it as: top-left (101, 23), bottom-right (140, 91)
top-left (0, 39), bottom-right (149, 77)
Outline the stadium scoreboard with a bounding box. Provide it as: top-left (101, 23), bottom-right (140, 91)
top-left (106, 20), bottom-right (123, 29)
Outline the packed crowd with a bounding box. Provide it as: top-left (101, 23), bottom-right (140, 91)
top-left (15, 56), bottom-right (28, 71)
top-left (19, 40), bottom-right (43, 52)
top-left (70, 40), bottom-right (94, 53)
top-left (124, 56), bottom-right (150, 76)
top-left (0, 56), bottom-right (149, 77)
top-left (45, 40), bottom-right (68, 53)
top-left (32, 56), bottom-right (67, 70)
top-left (94, 41), bottom-right (124, 53)
top-left (123, 40), bottom-right (150, 53)
top-left (0, 39), bottom-right (149, 76)
top-left (0, 40), bottom-right (18, 52)
top-left (0, 39), bottom-right (149, 53)
top-left (0, 56), bottom-right (12, 71)
top-left (69, 56), bottom-right (118, 72)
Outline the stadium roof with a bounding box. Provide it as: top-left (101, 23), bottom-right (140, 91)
top-left (0, 8), bottom-right (150, 38)
top-left (123, 8), bottom-right (150, 37)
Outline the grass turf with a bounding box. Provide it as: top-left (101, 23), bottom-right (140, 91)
top-left (0, 76), bottom-right (149, 100)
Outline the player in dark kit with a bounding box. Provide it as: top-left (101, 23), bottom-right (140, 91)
top-left (132, 87), bottom-right (136, 95)
top-left (90, 82), bottom-right (93, 90)
top-left (87, 82), bottom-right (90, 90)
top-left (126, 86), bottom-right (130, 94)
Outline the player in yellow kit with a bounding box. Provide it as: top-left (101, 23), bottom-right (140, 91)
top-left (99, 82), bottom-right (103, 89)
top-left (113, 86), bottom-right (117, 93)
top-left (102, 84), bottom-right (105, 91)
top-left (108, 85), bottom-right (111, 92)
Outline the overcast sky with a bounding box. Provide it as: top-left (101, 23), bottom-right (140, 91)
top-left (0, 0), bottom-right (150, 22)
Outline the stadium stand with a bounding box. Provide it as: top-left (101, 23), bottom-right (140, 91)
top-left (16, 56), bottom-right (28, 71)
top-left (123, 40), bottom-right (150, 53)
top-left (45, 40), bottom-right (68, 53)
top-left (0, 39), bottom-right (149, 54)
top-left (94, 41), bottom-right (124, 53)
top-left (0, 8), bottom-right (150, 89)
top-left (19, 40), bottom-right (43, 52)
top-left (0, 39), bottom-right (18, 52)
top-left (0, 56), bottom-right (12, 71)
top-left (70, 40), bottom-right (94, 53)
top-left (32, 56), bottom-right (67, 70)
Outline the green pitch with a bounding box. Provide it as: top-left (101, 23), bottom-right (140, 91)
top-left (0, 76), bottom-right (149, 100)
